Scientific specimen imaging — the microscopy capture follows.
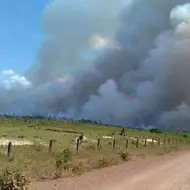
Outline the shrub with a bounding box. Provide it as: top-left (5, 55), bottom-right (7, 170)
top-left (71, 162), bottom-right (85, 175)
top-left (55, 159), bottom-right (70, 172)
top-left (83, 142), bottom-right (96, 150)
top-left (149, 128), bottom-right (162, 134)
top-left (118, 151), bottom-right (131, 161)
top-left (55, 149), bottom-right (72, 178)
top-left (0, 168), bottom-right (30, 190)
top-left (35, 145), bottom-right (44, 152)
top-left (58, 149), bottom-right (72, 164)
top-left (33, 136), bottom-right (40, 139)
top-left (97, 158), bottom-right (109, 168)
top-left (182, 134), bottom-right (188, 138)
top-left (17, 135), bottom-right (26, 139)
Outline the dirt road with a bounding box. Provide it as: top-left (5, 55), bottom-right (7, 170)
top-left (29, 151), bottom-right (190, 190)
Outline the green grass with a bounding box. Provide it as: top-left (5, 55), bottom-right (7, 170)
top-left (0, 117), bottom-right (189, 181)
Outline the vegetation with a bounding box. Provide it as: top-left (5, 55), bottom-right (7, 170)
top-left (0, 115), bottom-right (189, 185)
top-left (149, 128), bottom-right (162, 134)
top-left (0, 168), bottom-right (30, 190)
top-left (118, 151), bottom-right (131, 161)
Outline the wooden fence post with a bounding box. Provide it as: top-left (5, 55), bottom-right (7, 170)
top-left (113, 139), bottom-right (116, 150)
top-left (144, 138), bottom-right (147, 147)
top-left (97, 138), bottom-right (100, 149)
top-left (164, 138), bottom-right (166, 145)
top-left (157, 138), bottom-right (160, 146)
top-left (48, 140), bottom-right (53, 153)
top-left (126, 139), bottom-right (129, 148)
top-left (168, 138), bottom-right (170, 144)
top-left (136, 138), bottom-right (139, 148)
top-left (7, 142), bottom-right (12, 158)
top-left (76, 138), bottom-right (80, 152)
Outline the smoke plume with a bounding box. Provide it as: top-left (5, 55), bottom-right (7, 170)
top-left (1, 0), bottom-right (190, 130)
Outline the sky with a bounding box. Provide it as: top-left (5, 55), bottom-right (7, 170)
top-left (0, 0), bottom-right (51, 75)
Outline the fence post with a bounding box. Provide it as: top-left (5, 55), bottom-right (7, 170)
top-left (76, 138), bottom-right (80, 152)
top-left (168, 138), bottom-right (170, 144)
top-left (126, 139), bottom-right (129, 148)
top-left (97, 138), bottom-right (100, 149)
top-left (164, 138), bottom-right (166, 145)
top-left (136, 138), bottom-right (139, 148)
top-left (7, 142), bottom-right (12, 158)
top-left (48, 140), bottom-right (53, 153)
top-left (113, 139), bottom-right (116, 150)
top-left (158, 138), bottom-right (160, 146)
top-left (144, 138), bottom-right (147, 147)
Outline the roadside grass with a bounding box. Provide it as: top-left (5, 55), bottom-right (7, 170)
top-left (0, 117), bottom-right (189, 182)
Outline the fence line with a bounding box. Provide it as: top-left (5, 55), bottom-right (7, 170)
top-left (5, 136), bottom-right (189, 158)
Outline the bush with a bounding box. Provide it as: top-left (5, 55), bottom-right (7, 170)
top-left (0, 168), bottom-right (30, 190)
top-left (35, 145), bottom-right (43, 152)
top-left (149, 128), bottom-right (162, 134)
top-left (97, 158), bottom-right (109, 168)
top-left (182, 134), bottom-right (188, 138)
top-left (83, 142), bottom-right (96, 150)
top-left (55, 149), bottom-right (72, 178)
top-left (118, 151), bottom-right (131, 161)
top-left (58, 149), bottom-right (72, 164)
top-left (17, 135), bottom-right (26, 139)
top-left (71, 162), bottom-right (85, 175)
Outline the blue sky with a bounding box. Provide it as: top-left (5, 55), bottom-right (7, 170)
top-left (0, 0), bottom-right (51, 75)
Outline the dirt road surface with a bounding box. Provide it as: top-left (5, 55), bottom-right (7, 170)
top-left (29, 151), bottom-right (190, 190)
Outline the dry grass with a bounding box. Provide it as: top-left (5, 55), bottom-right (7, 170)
top-left (0, 117), bottom-right (189, 182)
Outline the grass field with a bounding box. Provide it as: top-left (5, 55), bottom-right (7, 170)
top-left (0, 117), bottom-right (189, 182)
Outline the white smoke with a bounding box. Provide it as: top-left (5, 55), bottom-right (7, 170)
top-left (170, 3), bottom-right (190, 26)
top-left (1, 0), bottom-right (190, 130)
top-left (26, 0), bottom-right (128, 85)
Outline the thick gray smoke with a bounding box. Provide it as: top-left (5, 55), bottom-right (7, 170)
top-left (1, 0), bottom-right (190, 131)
